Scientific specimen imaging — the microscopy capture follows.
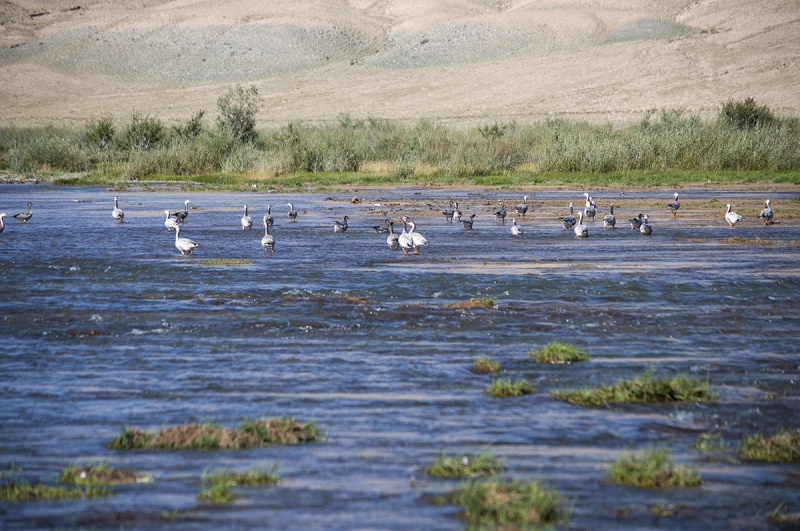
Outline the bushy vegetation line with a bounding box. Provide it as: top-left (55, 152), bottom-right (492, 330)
top-left (551, 370), bottom-right (714, 406)
top-left (2, 95), bottom-right (799, 180)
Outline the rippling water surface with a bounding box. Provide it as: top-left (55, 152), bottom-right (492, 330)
top-left (1, 185), bottom-right (799, 530)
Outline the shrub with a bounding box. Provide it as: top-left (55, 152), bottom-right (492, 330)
top-left (217, 85), bottom-right (262, 141)
top-left (173, 110), bottom-right (205, 139)
top-left (720, 97), bottom-right (775, 130)
top-left (85, 117), bottom-right (115, 148)
top-left (119, 112), bottom-right (164, 151)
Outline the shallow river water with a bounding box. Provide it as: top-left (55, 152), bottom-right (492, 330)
top-left (1, 184), bottom-right (799, 530)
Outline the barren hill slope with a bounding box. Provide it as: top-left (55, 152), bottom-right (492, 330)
top-left (0, 0), bottom-right (798, 126)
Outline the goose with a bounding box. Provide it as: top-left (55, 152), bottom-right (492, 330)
top-left (514, 196), bottom-right (531, 219)
top-left (630, 213), bottom-right (643, 231)
top-left (667, 193), bottom-right (680, 219)
top-left (13, 202), bottom-right (32, 223)
top-left (0, 212), bottom-right (6, 234)
top-left (442, 201), bottom-right (455, 223)
top-left (452, 202), bottom-right (462, 222)
top-left (583, 193), bottom-right (596, 221)
top-left (494, 204), bottom-right (506, 223)
top-left (265, 205), bottom-right (274, 227)
top-left (287, 203), bottom-right (298, 222)
top-left (386, 221), bottom-right (400, 250)
top-left (639, 214), bottom-right (652, 235)
top-left (758, 199), bottom-right (773, 225)
top-left (164, 210), bottom-right (180, 231)
top-left (373, 219), bottom-right (391, 234)
top-left (333, 215), bottom-right (349, 233)
top-left (511, 218), bottom-right (523, 236)
top-left (174, 225), bottom-right (198, 255)
top-left (261, 215), bottom-right (275, 252)
top-left (561, 203), bottom-right (576, 230)
top-left (172, 200), bottom-right (191, 222)
top-left (574, 211), bottom-right (588, 237)
top-left (398, 220), bottom-right (414, 255)
top-left (462, 213), bottom-right (476, 229)
top-left (603, 204), bottom-right (616, 229)
top-left (112, 196), bottom-right (124, 223)
top-left (725, 204), bottom-right (743, 228)
top-left (405, 218), bottom-right (429, 252)
top-left (241, 204), bottom-right (253, 230)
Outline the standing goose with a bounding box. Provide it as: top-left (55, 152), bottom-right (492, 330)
top-left (13, 202), bottom-right (32, 223)
top-left (561, 203), bottom-right (577, 230)
top-left (0, 213), bottom-right (6, 234)
top-left (639, 214), bottom-right (652, 235)
top-left (261, 215), bottom-right (275, 252)
top-left (667, 193), bottom-right (680, 219)
top-left (287, 203), bottom-right (298, 222)
top-left (173, 200), bottom-right (191, 222)
top-left (514, 196), bottom-right (531, 219)
top-left (603, 204), bottom-right (616, 229)
top-left (494, 204), bottom-right (507, 223)
top-left (333, 215), bottom-right (349, 233)
top-left (583, 193), bottom-right (596, 221)
top-left (452, 202), bottom-right (462, 223)
top-left (241, 204), bottom-right (253, 230)
top-left (373, 219), bottom-right (391, 233)
top-left (442, 201), bottom-right (455, 223)
top-left (462, 214), bottom-right (476, 230)
top-left (398, 220), bottom-right (414, 255)
top-left (164, 210), bottom-right (180, 231)
top-left (386, 221), bottom-right (400, 250)
top-left (265, 205), bottom-right (274, 227)
top-left (405, 218), bottom-right (429, 252)
top-left (511, 218), bottom-right (524, 236)
top-left (174, 225), bottom-right (198, 255)
top-left (112, 196), bottom-right (124, 223)
top-left (725, 204), bottom-right (743, 228)
top-left (629, 213), bottom-right (643, 231)
top-left (758, 199), bottom-right (773, 225)
top-left (574, 211), bottom-right (588, 238)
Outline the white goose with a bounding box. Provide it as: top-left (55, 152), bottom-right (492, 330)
top-left (452, 202), bottom-right (462, 223)
top-left (514, 196), bottom-right (531, 219)
top-left (112, 196), bottom-right (124, 223)
top-left (758, 199), bottom-right (773, 225)
top-left (398, 220), bottom-right (414, 255)
top-left (407, 219), bottom-right (429, 252)
top-left (639, 214), bottom-right (652, 235)
top-left (725, 204), bottom-right (743, 228)
top-left (164, 210), bottom-right (180, 231)
top-left (287, 203), bottom-right (297, 222)
top-left (333, 215), bottom-right (349, 233)
top-left (561, 203), bottom-right (577, 230)
top-left (667, 193), bottom-right (680, 219)
top-left (0, 213), bottom-right (6, 234)
top-left (174, 225), bottom-right (198, 255)
top-left (583, 193), bottom-right (596, 221)
top-left (261, 215), bottom-right (275, 252)
top-left (241, 204), bottom-right (253, 230)
top-left (511, 218), bottom-right (523, 236)
top-left (387, 221), bottom-right (400, 250)
top-left (603, 204), bottom-right (616, 229)
top-left (574, 211), bottom-right (588, 237)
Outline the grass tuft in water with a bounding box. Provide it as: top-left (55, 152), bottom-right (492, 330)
top-left (690, 433), bottom-right (729, 451)
top-left (59, 461), bottom-right (140, 485)
top-left (198, 464), bottom-right (280, 503)
top-left (737, 431), bottom-right (800, 462)
top-left (200, 258), bottom-right (253, 265)
top-left (424, 452), bottom-right (502, 477)
top-left (108, 427), bottom-right (154, 449)
top-left (447, 297), bottom-right (496, 310)
top-left (550, 370), bottom-right (714, 406)
top-left (768, 502), bottom-right (800, 525)
top-left (720, 236), bottom-right (781, 245)
top-left (431, 479), bottom-right (562, 526)
top-left (471, 357), bottom-right (501, 374)
top-left (238, 418), bottom-right (323, 446)
top-left (529, 341), bottom-right (589, 363)
top-left (485, 378), bottom-right (533, 398)
top-left (0, 480), bottom-right (82, 502)
top-left (606, 448), bottom-right (702, 488)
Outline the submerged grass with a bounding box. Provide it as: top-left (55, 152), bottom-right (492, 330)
top-left (720, 236), bottom-right (782, 245)
top-left (551, 370), bottom-right (715, 406)
top-left (199, 258), bottom-right (253, 265)
top-left (447, 297), bottom-right (496, 310)
top-left (432, 479), bottom-right (563, 526)
top-left (737, 431), bottom-right (800, 462)
top-left (768, 502), bottom-right (800, 525)
top-left (607, 448), bottom-right (702, 488)
top-left (691, 433), bottom-right (730, 452)
top-left (529, 341), bottom-right (589, 363)
top-left (59, 462), bottom-right (140, 485)
top-left (471, 357), bottom-right (501, 374)
top-left (0, 481), bottom-right (83, 502)
top-left (424, 452), bottom-right (502, 478)
top-left (108, 417), bottom-right (323, 450)
top-left (485, 378), bottom-right (533, 398)
top-left (198, 464), bottom-right (280, 503)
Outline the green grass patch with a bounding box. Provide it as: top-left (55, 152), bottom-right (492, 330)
top-left (768, 502), bottom-right (800, 525)
top-left (59, 462), bottom-right (141, 485)
top-left (529, 341), bottom-right (589, 363)
top-left (0, 481), bottom-right (82, 502)
top-left (737, 431), bottom-right (800, 462)
top-left (431, 479), bottom-right (562, 526)
top-left (199, 258), bottom-right (253, 266)
top-left (198, 464), bottom-right (280, 503)
top-left (108, 417), bottom-right (323, 450)
top-left (424, 452), bottom-right (502, 478)
top-left (470, 357), bottom-right (501, 374)
top-left (447, 297), bottom-right (496, 310)
top-left (606, 448), bottom-right (702, 488)
top-left (485, 378), bottom-right (533, 398)
top-left (690, 433), bottom-right (729, 451)
top-left (550, 370), bottom-right (715, 406)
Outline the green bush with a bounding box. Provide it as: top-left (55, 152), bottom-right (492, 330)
top-left (720, 97), bottom-right (775, 130)
top-left (85, 117), bottom-right (115, 148)
top-left (217, 85), bottom-right (262, 141)
top-left (119, 112), bottom-right (164, 151)
top-left (173, 110), bottom-right (205, 139)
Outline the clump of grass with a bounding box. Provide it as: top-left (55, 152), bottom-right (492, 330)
top-left (485, 378), bottom-right (533, 398)
top-left (432, 480), bottom-right (562, 526)
top-left (337, 294), bottom-right (369, 304)
top-left (108, 418), bottom-right (323, 450)
top-left (550, 370), bottom-right (715, 406)
top-left (690, 433), bottom-right (729, 451)
top-left (606, 448), bottom-right (702, 488)
top-left (424, 452), bottom-right (502, 477)
top-left (200, 258), bottom-right (253, 265)
top-left (198, 471), bottom-right (236, 503)
top-left (447, 297), bottom-right (496, 310)
top-left (198, 464), bottom-right (279, 503)
top-left (529, 341), bottom-right (589, 363)
top-left (59, 462), bottom-right (140, 485)
top-left (768, 502), bottom-right (800, 525)
top-left (0, 480), bottom-right (82, 502)
top-left (651, 504), bottom-right (676, 517)
top-left (720, 236), bottom-right (781, 245)
top-left (471, 357), bottom-right (500, 374)
top-left (737, 431), bottom-right (800, 462)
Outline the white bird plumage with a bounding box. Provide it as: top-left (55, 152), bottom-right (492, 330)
top-left (574, 211), bottom-right (588, 237)
top-left (0, 212), bottom-right (6, 234)
top-left (668, 193), bottom-right (680, 219)
top-left (164, 210), bottom-right (180, 231)
top-left (639, 214), bottom-right (652, 235)
top-left (241, 204), bottom-right (253, 230)
top-left (287, 202), bottom-right (297, 222)
top-left (261, 215), bottom-right (275, 252)
top-left (406, 219), bottom-right (428, 252)
top-left (398, 220), bottom-right (414, 254)
top-left (174, 225), bottom-right (198, 255)
top-left (333, 215), bottom-right (349, 233)
top-left (112, 196), bottom-right (124, 223)
top-left (725, 204), bottom-right (743, 228)
top-left (511, 218), bottom-right (523, 236)
top-left (603, 204), bottom-right (616, 229)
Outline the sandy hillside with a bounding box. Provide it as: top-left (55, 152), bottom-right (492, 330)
top-left (0, 0), bottom-right (798, 127)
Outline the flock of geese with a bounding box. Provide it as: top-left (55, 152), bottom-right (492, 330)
top-left (0, 193), bottom-right (778, 255)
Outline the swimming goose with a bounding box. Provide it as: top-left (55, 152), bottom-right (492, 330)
top-left (398, 220), bottom-right (414, 255)
top-left (639, 214), bottom-right (652, 235)
top-left (511, 218), bottom-right (523, 236)
top-left (667, 193), bottom-right (680, 219)
top-left (583, 193), bottom-right (596, 221)
top-left (174, 225), bottom-right (198, 255)
top-left (386, 221), bottom-right (400, 250)
top-left (405, 218), bottom-right (429, 252)
top-left (494, 204), bottom-right (506, 223)
top-left (112, 196), bottom-right (124, 223)
top-left (725, 204), bottom-right (743, 228)
top-left (462, 213), bottom-right (476, 229)
top-left (172, 200), bottom-right (191, 222)
top-left (13, 202), bottom-right (32, 223)
top-left (452, 202), bottom-right (462, 222)
top-left (261, 215), bottom-right (275, 252)
top-left (561, 203), bottom-right (576, 230)
top-left (164, 210), bottom-right (180, 231)
top-left (630, 213), bottom-right (643, 231)
top-left (758, 199), bottom-right (773, 225)
top-left (574, 211), bottom-right (588, 237)
top-left (265, 205), bottom-right (274, 227)
top-left (241, 204), bottom-right (253, 230)
top-left (287, 203), bottom-right (298, 222)
top-left (333, 215), bottom-right (349, 233)
top-left (514, 196), bottom-right (531, 219)
top-left (442, 201), bottom-right (455, 223)
top-left (373, 219), bottom-right (391, 233)
top-left (0, 213), bottom-right (6, 234)
top-left (603, 204), bottom-right (616, 229)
